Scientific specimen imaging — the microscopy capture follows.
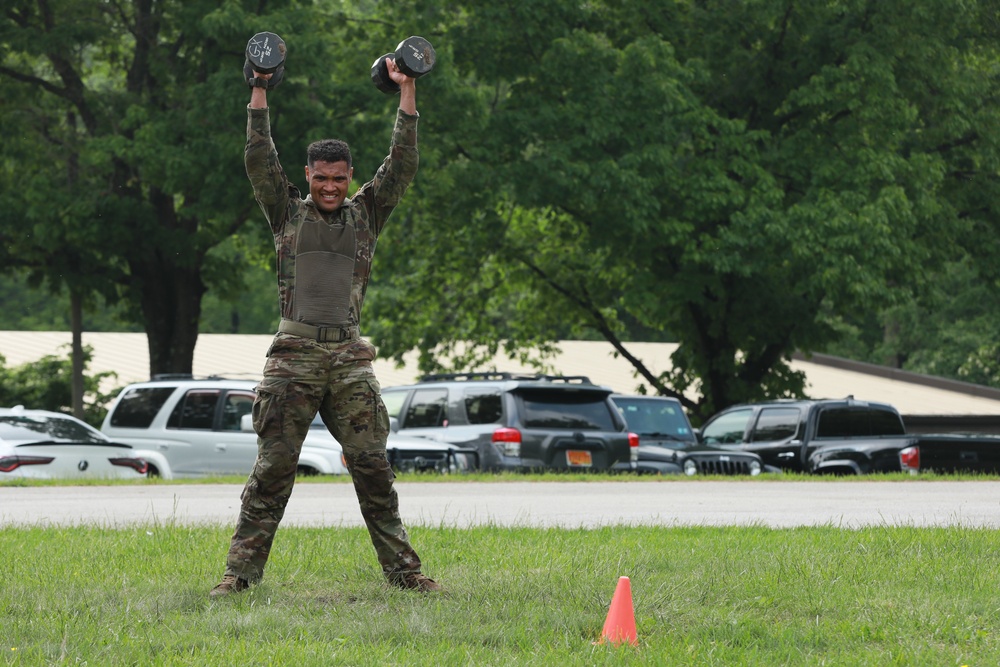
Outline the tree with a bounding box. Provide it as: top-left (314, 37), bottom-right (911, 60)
top-left (5, 0), bottom-right (999, 424)
top-left (0, 41), bottom-right (123, 418)
top-left (0, 0), bottom-right (418, 376)
top-left (825, 258), bottom-right (1000, 385)
top-left (365, 0), bottom-right (1000, 421)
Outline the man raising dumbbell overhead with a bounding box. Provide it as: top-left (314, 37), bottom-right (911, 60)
top-left (210, 48), bottom-right (439, 597)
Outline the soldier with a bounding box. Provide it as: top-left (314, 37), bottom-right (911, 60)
top-left (210, 53), bottom-right (441, 597)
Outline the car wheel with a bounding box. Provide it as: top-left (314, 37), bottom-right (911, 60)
top-left (146, 464), bottom-right (162, 478)
top-left (296, 465), bottom-right (320, 477)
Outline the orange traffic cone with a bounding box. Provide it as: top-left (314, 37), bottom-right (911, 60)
top-left (597, 576), bottom-right (638, 646)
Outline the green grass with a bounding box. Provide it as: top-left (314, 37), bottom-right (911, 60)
top-left (2, 510), bottom-right (998, 665)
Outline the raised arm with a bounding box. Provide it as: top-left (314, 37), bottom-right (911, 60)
top-left (248, 69), bottom-right (270, 109)
top-left (245, 70), bottom-right (289, 231)
top-left (386, 57), bottom-right (416, 115)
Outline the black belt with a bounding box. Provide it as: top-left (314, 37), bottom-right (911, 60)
top-left (278, 319), bottom-right (359, 342)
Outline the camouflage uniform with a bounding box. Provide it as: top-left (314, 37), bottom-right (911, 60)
top-left (221, 105), bottom-right (423, 586)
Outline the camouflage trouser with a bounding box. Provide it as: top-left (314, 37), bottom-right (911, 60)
top-left (222, 332), bottom-right (422, 584)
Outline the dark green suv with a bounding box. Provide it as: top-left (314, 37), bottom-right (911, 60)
top-left (380, 373), bottom-right (638, 472)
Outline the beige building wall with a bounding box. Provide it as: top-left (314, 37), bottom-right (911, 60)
top-left (2, 331), bottom-right (1000, 416)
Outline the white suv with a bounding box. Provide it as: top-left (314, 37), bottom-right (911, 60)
top-left (100, 377), bottom-right (348, 479)
top-left (101, 376), bottom-right (468, 478)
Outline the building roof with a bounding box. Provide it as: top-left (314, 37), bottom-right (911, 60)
top-left (2, 331), bottom-right (1000, 416)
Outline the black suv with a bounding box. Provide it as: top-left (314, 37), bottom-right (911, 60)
top-left (381, 373), bottom-right (638, 472)
top-left (610, 395), bottom-right (772, 475)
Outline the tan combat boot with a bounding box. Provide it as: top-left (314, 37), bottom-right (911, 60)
top-left (209, 574), bottom-right (249, 598)
top-left (391, 572), bottom-right (445, 593)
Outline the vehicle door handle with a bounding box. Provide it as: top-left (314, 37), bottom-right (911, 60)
top-left (216, 444), bottom-right (227, 452)
top-left (158, 444), bottom-right (168, 450)
top-left (776, 452), bottom-right (796, 459)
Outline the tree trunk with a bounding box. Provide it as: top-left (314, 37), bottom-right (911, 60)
top-left (125, 183), bottom-right (206, 378)
top-left (137, 261), bottom-right (205, 379)
top-left (70, 290), bottom-right (84, 420)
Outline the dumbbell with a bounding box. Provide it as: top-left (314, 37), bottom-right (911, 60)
top-left (244, 31), bottom-right (286, 90)
top-left (370, 36), bottom-right (436, 94)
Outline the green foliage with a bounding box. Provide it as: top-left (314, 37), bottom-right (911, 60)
top-left (0, 348), bottom-right (121, 426)
top-left (197, 237), bottom-right (279, 334)
top-left (0, 0), bottom-right (420, 370)
top-left (825, 258), bottom-right (1000, 386)
top-left (4, 0), bottom-right (1000, 421)
top-left (365, 0), bottom-right (1000, 420)
top-left (0, 271), bottom-right (139, 332)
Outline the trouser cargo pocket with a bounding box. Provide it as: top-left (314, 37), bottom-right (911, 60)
top-left (253, 376), bottom-right (291, 438)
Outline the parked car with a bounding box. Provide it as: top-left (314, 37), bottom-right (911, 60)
top-left (0, 406), bottom-right (148, 480)
top-left (101, 376), bottom-right (467, 478)
top-left (101, 377), bottom-right (344, 478)
top-left (381, 372), bottom-right (638, 472)
top-left (252, 413), bottom-right (471, 474)
top-left (899, 433), bottom-right (1000, 474)
top-left (697, 397), bottom-right (911, 474)
top-left (697, 395), bottom-right (999, 475)
top-left (609, 395), bottom-right (771, 475)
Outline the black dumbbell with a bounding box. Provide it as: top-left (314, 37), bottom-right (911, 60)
top-left (244, 31), bottom-right (286, 90)
top-left (370, 36), bottom-right (436, 94)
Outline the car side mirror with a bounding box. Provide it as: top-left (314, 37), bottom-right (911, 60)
top-left (240, 414), bottom-right (254, 433)
top-left (389, 416), bottom-right (399, 433)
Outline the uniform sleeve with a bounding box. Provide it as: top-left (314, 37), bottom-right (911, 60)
top-left (245, 106), bottom-right (291, 233)
top-left (359, 109), bottom-right (419, 237)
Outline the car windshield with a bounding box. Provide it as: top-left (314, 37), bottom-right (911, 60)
top-left (613, 398), bottom-right (695, 445)
top-left (701, 408), bottom-right (754, 445)
top-left (0, 415), bottom-right (107, 443)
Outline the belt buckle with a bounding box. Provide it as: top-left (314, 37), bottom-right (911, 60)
top-left (319, 327), bottom-right (343, 343)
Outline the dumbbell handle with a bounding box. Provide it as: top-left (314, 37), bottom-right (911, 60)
top-left (245, 32), bottom-right (286, 91)
top-left (371, 37), bottom-right (435, 95)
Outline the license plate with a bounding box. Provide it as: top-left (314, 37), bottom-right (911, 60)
top-left (566, 450), bottom-right (593, 467)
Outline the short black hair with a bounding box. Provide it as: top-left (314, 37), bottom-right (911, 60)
top-left (306, 139), bottom-right (352, 169)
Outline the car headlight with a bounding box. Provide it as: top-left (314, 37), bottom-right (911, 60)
top-left (749, 460), bottom-right (762, 476)
top-left (683, 459), bottom-right (698, 476)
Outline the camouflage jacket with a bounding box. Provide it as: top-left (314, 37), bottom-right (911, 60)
top-left (244, 106), bottom-right (419, 328)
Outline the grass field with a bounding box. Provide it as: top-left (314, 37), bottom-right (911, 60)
top-left (2, 475), bottom-right (998, 665)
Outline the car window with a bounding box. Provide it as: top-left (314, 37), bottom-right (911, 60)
top-left (750, 407), bottom-right (800, 442)
top-left (612, 398), bottom-right (692, 438)
top-left (517, 390), bottom-right (617, 430)
top-left (404, 389), bottom-right (448, 428)
top-left (815, 407), bottom-right (905, 438)
top-left (108, 387), bottom-right (176, 428)
top-left (701, 408), bottom-right (754, 444)
top-left (167, 389), bottom-right (221, 430)
top-left (0, 415), bottom-right (106, 443)
top-left (221, 391), bottom-right (255, 431)
top-left (381, 390), bottom-right (409, 419)
top-left (463, 389), bottom-right (503, 425)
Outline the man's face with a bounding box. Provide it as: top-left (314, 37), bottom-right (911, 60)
top-left (305, 160), bottom-right (353, 213)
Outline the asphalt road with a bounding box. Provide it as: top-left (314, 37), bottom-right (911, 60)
top-left (2, 480), bottom-right (999, 529)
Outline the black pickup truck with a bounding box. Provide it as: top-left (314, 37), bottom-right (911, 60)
top-left (899, 434), bottom-right (1000, 473)
top-left (698, 396), bottom-right (1000, 475)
